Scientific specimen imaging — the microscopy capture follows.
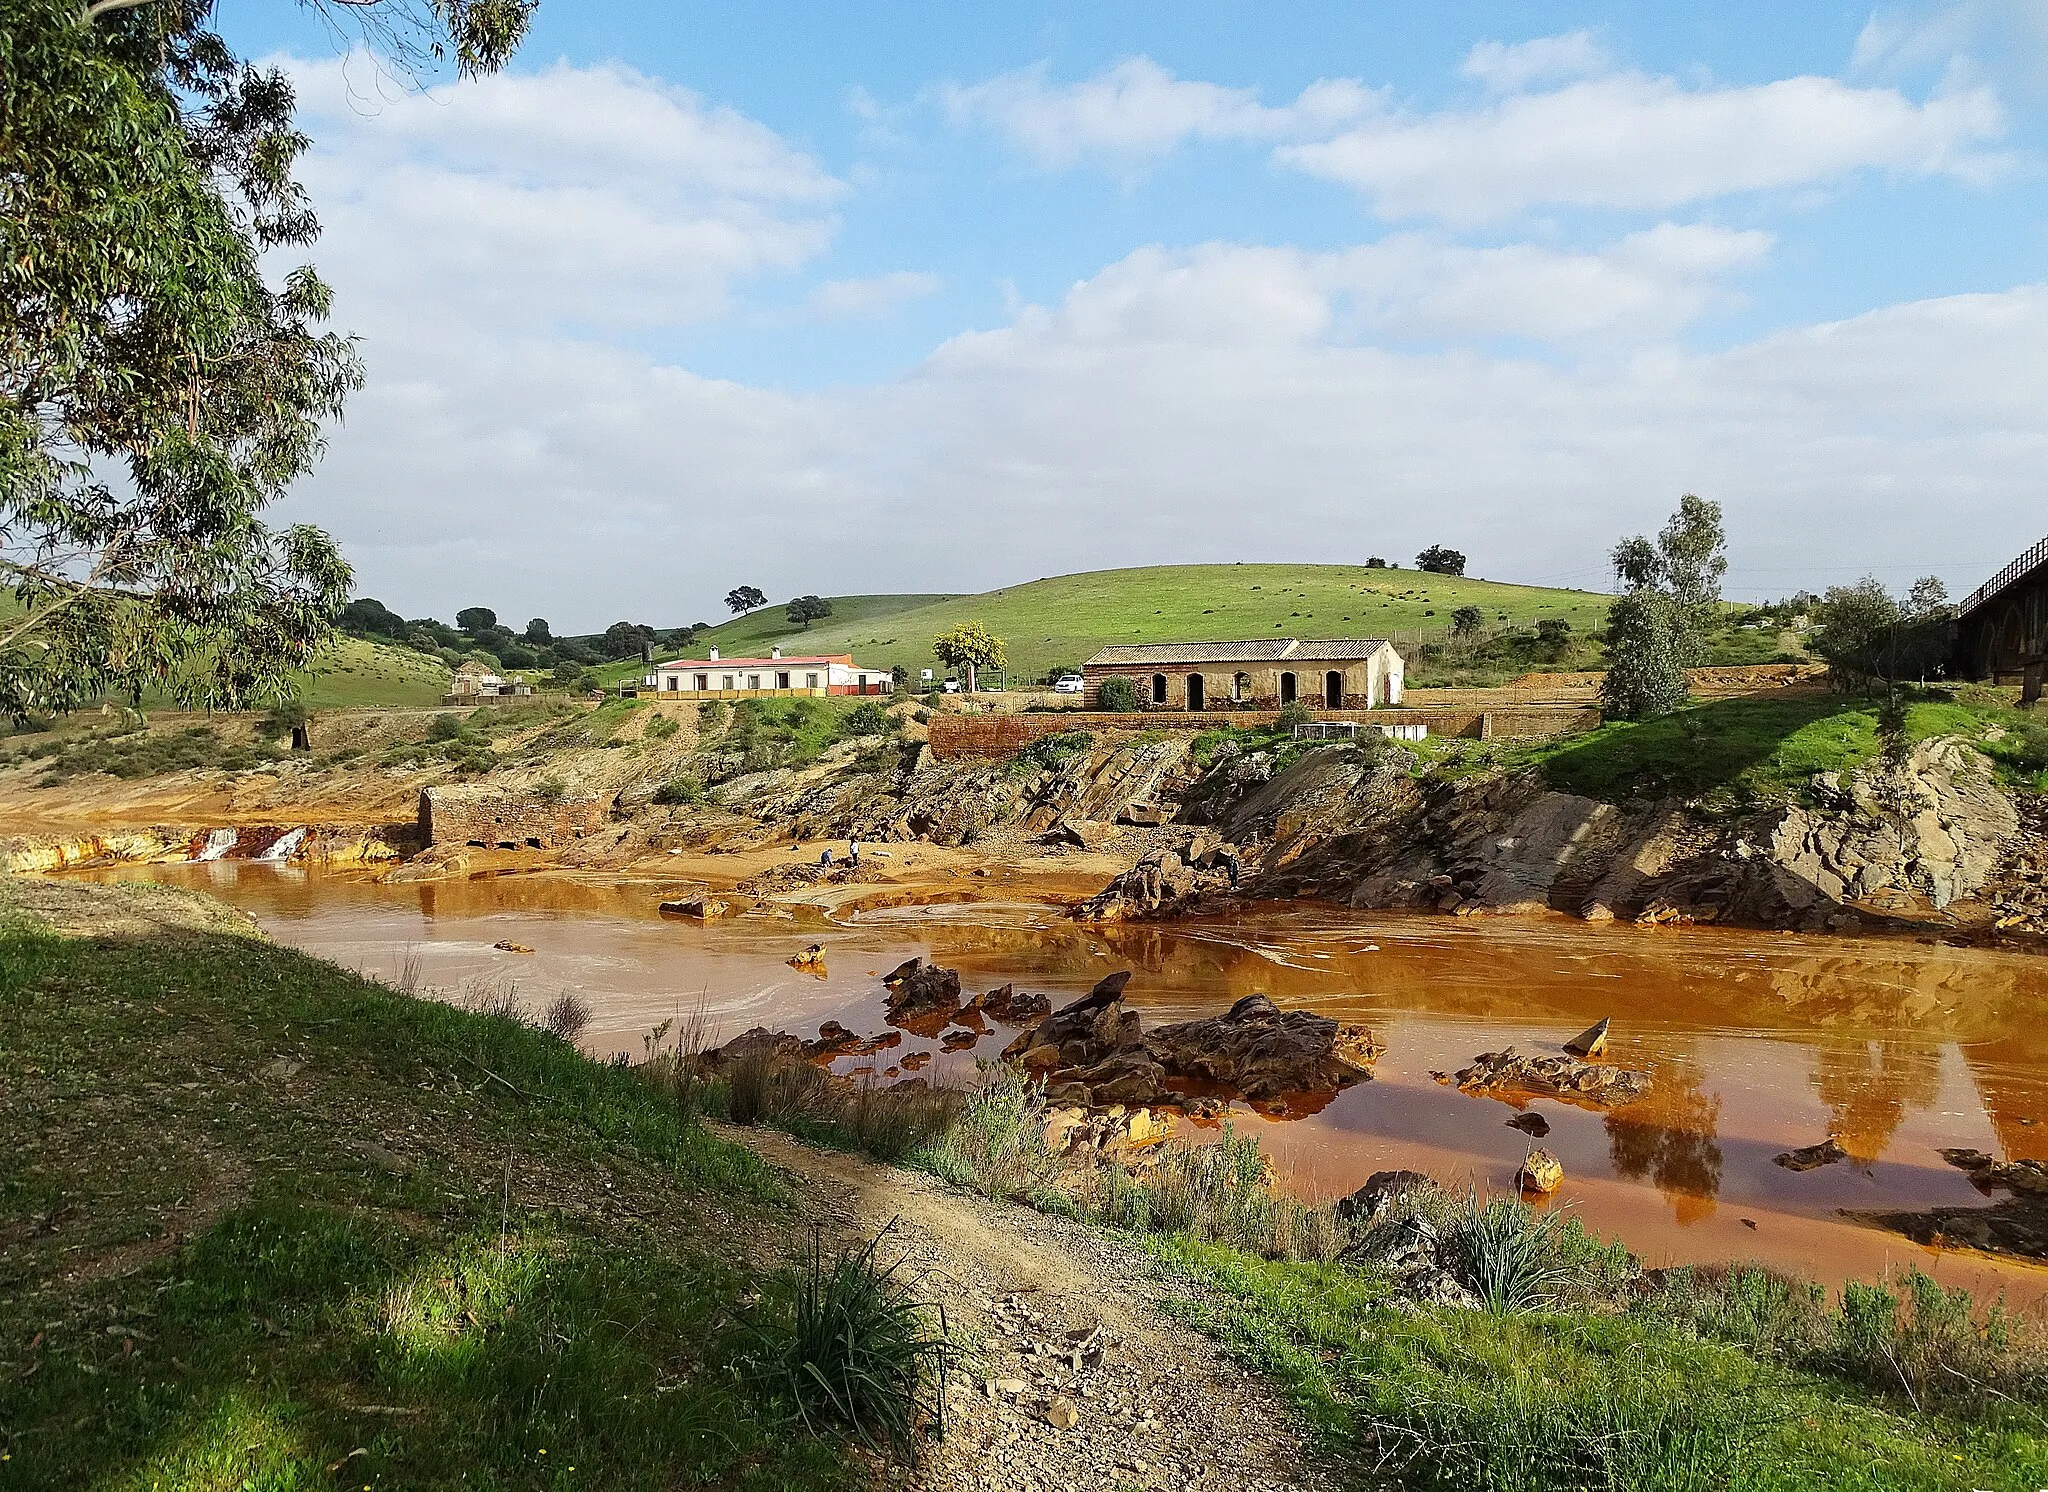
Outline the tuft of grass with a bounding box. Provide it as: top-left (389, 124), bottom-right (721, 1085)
top-left (916, 1063), bottom-right (1060, 1197)
top-left (754, 1226), bottom-right (953, 1464)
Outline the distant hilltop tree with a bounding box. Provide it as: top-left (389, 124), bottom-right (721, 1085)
top-left (1365, 557), bottom-right (1388, 569)
top-left (785, 595), bottom-right (833, 629)
top-left (603, 621), bottom-right (656, 660)
top-left (1416, 546), bottom-right (1467, 576)
top-left (339, 598), bottom-right (407, 639)
top-left (456, 607), bottom-right (497, 636)
top-left (523, 619), bottom-right (552, 644)
top-left (724, 585), bottom-right (768, 615)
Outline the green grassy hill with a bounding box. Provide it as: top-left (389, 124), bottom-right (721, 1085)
top-left (689, 565), bottom-right (1610, 683)
top-left (294, 635), bottom-right (451, 708)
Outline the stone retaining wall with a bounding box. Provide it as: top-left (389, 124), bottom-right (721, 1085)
top-left (419, 787), bottom-right (611, 848)
top-left (926, 707), bottom-right (1600, 760)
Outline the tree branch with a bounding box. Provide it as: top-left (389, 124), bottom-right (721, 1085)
top-left (78, 0), bottom-right (159, 25)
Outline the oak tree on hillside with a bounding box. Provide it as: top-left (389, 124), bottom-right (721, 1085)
top-left (456, 607), bottom-right (497, 635)
top-left (785, 595), bottom-right (833, 629)
top-left (1, 0), bottom-right (535, 720)
top-left (724, 586), bottom-right (768, 615)
top-left (1416, 546), bottom-right (1467, 576)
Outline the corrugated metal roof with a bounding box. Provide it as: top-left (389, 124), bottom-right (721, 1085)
top-left (1084, 638), bottom-right (1394, 666)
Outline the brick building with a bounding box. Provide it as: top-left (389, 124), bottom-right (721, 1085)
top-left (1080, 638), bottom-right (1404, 711)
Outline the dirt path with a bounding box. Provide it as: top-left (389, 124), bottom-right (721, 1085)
top-left (729, 1128), bottom-right (1336, 1492)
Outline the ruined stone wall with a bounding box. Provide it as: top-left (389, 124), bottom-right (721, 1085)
top-left (927, 707), bottom-right (1598, 759)
top-left (419, 787), bottom-right (611, 849)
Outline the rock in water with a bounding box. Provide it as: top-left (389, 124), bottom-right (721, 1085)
top-left (1773, 1137), bottom-right (1849, 1172)
top-left (787, 943), bottom-right (826, 968)
top-left (1146, 994), bottom-right (1380, 1101)
top-left (980, 982), bottom-right (1052, 1023)
top-left (1506, 1111), bottom-right (1551, 1137)
top-left (659, 897), bottom-right (732, 920)
top-left (1520, 1148), bottom-right (1564, 1194)
top-left (881, 957), bottom-right (923, 986)
top-left (1454, 1046), bottom-right (1649, 1108)
top-left (1563, 1017), bottom-right (1610, 1058)
top-left (492, 940), bottom-right (535, 954)
top-left (883, 961), bottom-right (964, 1023)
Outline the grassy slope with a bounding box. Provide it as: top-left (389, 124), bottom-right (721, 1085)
top-left (0, 883), bottom-right (859, 1492)
top-left (1146, 1237), bottom-right (2046, 1492)
top-left (293, 635), bottom-right (452, 709)
top-left (690, 565), bottom-right (1609, 683)
top-left (1522, 689), bottom-right (2048, 807)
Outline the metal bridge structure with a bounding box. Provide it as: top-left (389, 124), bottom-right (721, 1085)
top-left (1956, 532), bottom-right (2048, 703)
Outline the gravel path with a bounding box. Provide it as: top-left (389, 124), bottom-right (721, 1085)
top-left (730, 1128), bottom-right (1337, 1492)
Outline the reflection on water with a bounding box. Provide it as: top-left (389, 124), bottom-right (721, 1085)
top-left (1606, 1052), bottom-right (1724, 1226)
top-left (63, 859), bottom-right (2048, 1305)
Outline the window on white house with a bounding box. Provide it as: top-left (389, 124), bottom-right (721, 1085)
top-left (695, 674), bottom-right (709, 691)
top-left (746, 674), bottom-right (761, 690)
top-left (777, 672), bottom-right (791, 689)
top-left (806, 672), bottom-right (819, 689)
top-left (721, 674), bottom-right (735, 690)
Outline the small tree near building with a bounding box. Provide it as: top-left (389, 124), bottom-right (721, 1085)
top-left (933, 623), bottom-right (1006, 693)
top-left (1450, 606), bottom-right (1485, 638)
top-left (1809, 577), bottom-right (1954, 692)
top-left (1416, 546), bottom-right (1467, 576)
top-left (724, 586), bottom-right (768, 615)
top-left (785, 595), bottom-right (833, 628)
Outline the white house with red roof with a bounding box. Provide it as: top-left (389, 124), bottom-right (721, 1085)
top-left (642, 646), bottom-right (891, 697)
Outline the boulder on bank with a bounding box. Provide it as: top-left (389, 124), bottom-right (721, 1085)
top-left (660, 896), bottom-right (735, 920)
top-left (980, 982), bottom-right (1051, 1024)
top-left (1003, 973), bottom-right (1377, 1109)
top-left (1074, 843), bottom-right (1239, 922)
top-left (1453, 1046), bottom-right (1649, 1108)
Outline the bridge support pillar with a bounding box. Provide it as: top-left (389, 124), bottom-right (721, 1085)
top-left (2025, 662), bottom-right (2044, 708)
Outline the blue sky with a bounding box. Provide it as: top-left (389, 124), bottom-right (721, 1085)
top-left (226, 0), bottom-right (2048, 628)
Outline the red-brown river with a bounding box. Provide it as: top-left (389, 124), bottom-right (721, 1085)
top-left (71, 861), bottom-right (2048, 1309)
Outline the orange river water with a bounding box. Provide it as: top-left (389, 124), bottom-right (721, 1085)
top-left (69, 860), bottom-right (2048, 1310)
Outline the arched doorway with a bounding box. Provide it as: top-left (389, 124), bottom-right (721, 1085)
top-left (1151, 673), bottom-right (1168, 705)
top-left (1279, 672), bottom-right (1296, 705)
top-left (1186, 674), bottom-right (1205, 710)
top-left (1325, 671), bottom-right (1343, 709)
top-left (1232, 672), bottom-right (1250, 702)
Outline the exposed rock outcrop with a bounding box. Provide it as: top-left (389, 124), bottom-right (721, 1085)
top-left (1450, 1047), bottom-right (1650, 1109)
top-left (1002, 977), bottom-right (1377, 1109)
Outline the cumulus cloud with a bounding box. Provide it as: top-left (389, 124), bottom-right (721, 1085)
top-left (285, 54), bottom-right (845, 335)
top-left (939, 56), bottom-right (1379, 165)
top-left (1279, 67), bottom-right (2006, 224)
top-left (809, 270), bottom-right (942, 320)
top-left (1853, 1), bottom-right (2048, 90)
top-left (270, 55), bottom-right (2043, 629)
top-left (1460, 32), bottom-right (1611, 92)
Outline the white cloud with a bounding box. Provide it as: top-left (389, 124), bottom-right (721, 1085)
top-left (270, 54), bottom-right (2045, 630)
top-left (809, 270), bottom-right (942, 320)
top-left (994, 226), bottom-right (1771, 351)
top-left (1460, 32), bottom-right (1611, 92)
top-left (286, 54), bottom-right (845, 335)
top-left (1279, 69), bottom-right (2005, 224)
top-left (1853, 1), bottom-right (2048, 90)
top-left (939, 56), bottom-right (1379, 165)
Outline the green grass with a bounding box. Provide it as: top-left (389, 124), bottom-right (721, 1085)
top-left (1145, 1237), bottom-right (2048, 1491)
top-left (0, 887), bottom-right (867, 1491)
top-left (1523, 691), bottom-right (2048, 808)
top-left (689, 565), bottom-right (1611, 683)
top-left (292, 635), bottom-right (453, 708)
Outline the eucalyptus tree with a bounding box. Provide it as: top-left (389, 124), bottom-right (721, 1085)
top-left (1, 0), bottom-right (533, 718)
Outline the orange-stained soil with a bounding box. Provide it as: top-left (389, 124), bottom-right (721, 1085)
top-left (61, 858), bottom-right (2048, 1307)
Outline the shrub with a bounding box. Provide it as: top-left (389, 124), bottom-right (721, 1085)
top-left (1097, 677), bottom-right (1140, 712)
top-left (645, 713), bottom-right (680, 741)
top-left (652, 775), bottom-right (703, 805)
top-left (842, 700), bottom-right (891, 738)
top-left (1276, 700), bottom-right (1312, 731)
top-left (754, 1226), bottom-right (952, 1463)
top-left (531, 775), bottom-right (566, 803)
top-left (540, 993), bottom-right (591, 1043)
top-left (428, 712), bottom-right (467, 742)
top-left (1011, 730), bottom-right (1093, 775)
top-left (919, 1064), bottom-right (1059, 1197)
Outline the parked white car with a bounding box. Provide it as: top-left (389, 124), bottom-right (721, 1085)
top-left (1052, 675), bottom-right (1085, 694)
top-left (942, 679), bottom-right (962, 693)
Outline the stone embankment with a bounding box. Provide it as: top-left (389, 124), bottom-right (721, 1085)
top-left (0, 822), bottom-right (409, 874)
top-left (1077, 733), bottom-right (2039, 937)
